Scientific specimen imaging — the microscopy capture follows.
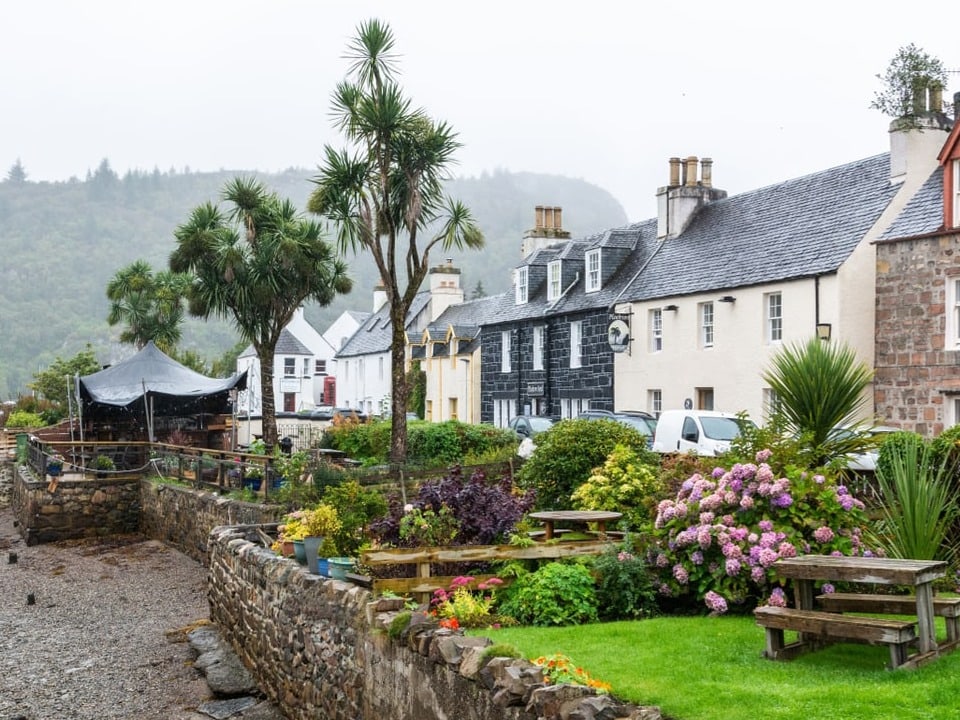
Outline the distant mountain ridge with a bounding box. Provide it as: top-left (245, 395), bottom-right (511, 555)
top-left (0, 165), bottom-right (627, 397)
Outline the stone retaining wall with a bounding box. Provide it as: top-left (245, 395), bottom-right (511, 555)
top-left (11, 466), bottom-right (140, 545)
top-left (208, 525), bottom-right (659, 720)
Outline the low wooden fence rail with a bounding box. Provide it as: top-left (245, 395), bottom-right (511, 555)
top-left (362, 539), bottom-right (614, 603)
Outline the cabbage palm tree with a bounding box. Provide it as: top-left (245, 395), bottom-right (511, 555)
top-left (170, 178), bottom-right (352, 449)
top-left (308, 19), bottom-right (483, 464)
top-left (762, 337), bottom-right (874, 467)
top-left (106, 260), bottom-right (190, 353)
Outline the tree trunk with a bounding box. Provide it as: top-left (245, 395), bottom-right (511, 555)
top-left (389, 309), bottom-right (409, 464)
top-left (259, 351), bottom-right (278, 450)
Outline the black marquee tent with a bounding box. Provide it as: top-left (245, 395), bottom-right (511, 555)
top-left (77, 341), bottom-right (246, 440)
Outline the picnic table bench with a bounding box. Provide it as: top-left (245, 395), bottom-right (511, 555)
top-left (754, 606), bottom-right (918, 669)
top-left (816, 593), bottom-right (960, 644)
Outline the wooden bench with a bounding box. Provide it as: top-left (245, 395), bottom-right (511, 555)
top-left (754, 606), bottom-right (918, 669)
top-left (817, 592), bottom-right (960, 643)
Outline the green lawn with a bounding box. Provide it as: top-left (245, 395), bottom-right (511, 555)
top-left (482, 616), bottom-right (960, 720)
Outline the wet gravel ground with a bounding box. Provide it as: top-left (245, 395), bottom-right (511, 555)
top-left (0, 479), bottom-right (213, 720)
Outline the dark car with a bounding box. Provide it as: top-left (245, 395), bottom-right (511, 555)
top-left (508, 415), bottom-right (557, 439)
top-left (578, 410), bottom-right (657, 447)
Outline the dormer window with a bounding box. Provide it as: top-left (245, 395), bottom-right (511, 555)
top-left (585, 249), bottom-right (601, 293)
top-left (516, 266), bottom-right (529, 304)
top-left (547, 261), bottom-right (561, 301)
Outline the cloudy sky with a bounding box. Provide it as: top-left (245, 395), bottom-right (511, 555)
top-left (3, 1), bottom-right (956, 220)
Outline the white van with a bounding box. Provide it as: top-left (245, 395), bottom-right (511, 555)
top-left (652, 410), bottom-right (753, 456)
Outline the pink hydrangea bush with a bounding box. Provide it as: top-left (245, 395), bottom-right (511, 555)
top-left (649, 450), bottom-right (874, 614)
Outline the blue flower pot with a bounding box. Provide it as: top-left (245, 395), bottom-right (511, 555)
top-left (304, 536), bottom-right (324, 574)
top-left (292, 540), bottom-right (307, 565)
top-left (317, 557), bottom-right (330, 577)
top-left (329, 557), bottom-right (354, 580)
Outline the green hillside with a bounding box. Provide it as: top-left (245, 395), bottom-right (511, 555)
top-left (0, 164), bottom-right (627, 398)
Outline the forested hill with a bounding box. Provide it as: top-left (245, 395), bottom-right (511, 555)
top-left (0, 164), bottom-right (627, 398)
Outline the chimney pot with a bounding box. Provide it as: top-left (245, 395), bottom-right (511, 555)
top-left (554, 207), bottom-right (563, 230)
top-left (700, 158), bottom-right (713, 188)
top-left (931, 85), bottom-right (943, 113)
top-left (535, 205), bottom-right (544, 230)
top-left (545, 206), bottom-right (554, 230)
top-left (685, 156), bottom-right (699, 187)
top-left (669, 157), bottom-right (681, 187)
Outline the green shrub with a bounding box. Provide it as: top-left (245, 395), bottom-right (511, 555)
top-left (479, 643), bottom-right (522, 665)
top-left (327, 419), bottom-right (392, 462)
top-left (6, 410), bottom-right (45, 428)
top-left (876, 430), bottom-right (926, 481)
top-left (322, 480), bottom-right (388, 557)
top-left (499, 562), bottom-right (598, 626)
top-left (408, 421), bottom-right (462, 464)
top-left (592, 543), bottom-right (659, 621)
top-left (516, 419), bottom-right (652, 510)
top-left (387, 611), bottom-right (413, 639)
top-left (929, 425), bottom-right (960, 470)
top-left (571, 444), bottom-right (662, 531)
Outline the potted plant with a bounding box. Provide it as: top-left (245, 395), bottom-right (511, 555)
top-left (301, 504), bottom-right (341, 575)
top-left (93, 454), bottom-right (115, 478)
top-left (46, 453), bottom-right (64, 477)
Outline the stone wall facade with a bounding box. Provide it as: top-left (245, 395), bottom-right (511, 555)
top-left (11, 466), bottom-right (140, 545)
top-left (875, 229), bottom-right (960, 436)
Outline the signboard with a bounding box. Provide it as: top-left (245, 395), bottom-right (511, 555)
top-left (280, 377), bottom-right (301, 393)
top-left (527, 382), bottom-right (545, 396)
top-left (607, 319), bottom-right (631, 353)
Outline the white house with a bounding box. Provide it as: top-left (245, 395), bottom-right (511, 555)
top-left (336, 260), bottom-right (465, 417)
top-left (613, 120), bottom-right (946, 423)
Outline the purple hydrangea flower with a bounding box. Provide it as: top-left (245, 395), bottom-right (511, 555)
top-left (704, 591), bottom-right (728, 614)
top-left (813, 526), bottom-right (835, 543)
top-left (673, 564), bottom-right (689, 584)
top-left (768, 587), bottom-right (787, 607)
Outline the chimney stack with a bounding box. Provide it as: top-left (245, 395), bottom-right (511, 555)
top-left (522, 205), bottom-right (571, 258)
top-left (656, 156), bottom-right (727, 239)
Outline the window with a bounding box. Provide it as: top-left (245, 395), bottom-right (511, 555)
top-left (343, 360), bottom-right (349, 382)
top-left (765, 292), bottom-right (783, 343)
top-left (515, 266), bottom-right (529, 304)
top-left (650, 309), bottom-right (663, 352)
top-left (585, 250), bottom-right (601, 292)
top-left (699, 302), bottom-right (714, 348)
top-left (494, 398), bottom-right (516, 428)
top-left (763, 388), bottom-right (782, 421)
top-left (314, 359), bottom-right (327, 375)
top-left (947, 277), bottom-right (960, 349)
top-left (426, 399), bottom-right (433, 422)
top-left (302, 358), bottom-right (311, 377)
top-left (949, 396), bottom-right (960, 428)
top-left (696, 387), bottom-right (714, 410)
top-left (533, 325), bottom-right (545, 371)
top-left (283, 358), bottom-right (296, 377)
top-left (378, 356), bottom-right (384, 380)
top-left (501, 330), bottom-right (511, 373)
top-left (953, 159), bottom-right (960, 228)
top-left (449, 397), bottom-right (458, 420)
top-left (569, 320), bottom-right (582, 369)
top-left (560, 397), bottom-right (589, 419)
top-left (547, 261), bottom-right (561, 301)
top-left (649, 389), bottom-right (662, 417)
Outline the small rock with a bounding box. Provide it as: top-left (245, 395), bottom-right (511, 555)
top-left (197, 696), bottom-right (257, 719)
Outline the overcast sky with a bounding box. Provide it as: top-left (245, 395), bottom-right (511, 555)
top-left (3, 1), bottom-right (956, 220)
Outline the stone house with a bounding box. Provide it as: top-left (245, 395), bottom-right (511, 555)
top-left (874, 93), bottom-right (960, 435)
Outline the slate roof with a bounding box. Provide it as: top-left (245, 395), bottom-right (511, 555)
top-left (337, 291), bottom-right (432, 358)
top-left (625, 153), bottom-right (898, 302)
top-left (238, 328), bottom-right (311, 359)
top-left (419, 294), bottom-right (506, 344)
top-left (878, 167), bottom-right (944, 241)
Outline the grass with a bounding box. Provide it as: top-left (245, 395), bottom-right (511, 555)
top-left (480, 615), bottom-right (960, 720)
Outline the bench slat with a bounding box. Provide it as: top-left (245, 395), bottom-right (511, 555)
top-left (816, 592), bottom-right (960, 617)
top-left (755, 606), bottom-right (916, 644)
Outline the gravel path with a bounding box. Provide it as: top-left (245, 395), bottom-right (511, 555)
top-left (0, 478), bottom-right (213, 720)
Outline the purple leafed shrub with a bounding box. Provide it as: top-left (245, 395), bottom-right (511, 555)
top-left (369, 465), bottom-right (536, 548)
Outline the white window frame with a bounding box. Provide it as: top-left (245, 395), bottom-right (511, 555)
top-left (314, 359), bottom-right (327, 375)
top-left (947, 277), bottom-right (960, 349)
top-left (585, 249), bottom-right (601, 293)
top-left (501, 330), bottom-right (511, 373)
top-left (533, 325), bottom-right (545, 371)
top-left (547, 261), bottom-right (561, 301)
top-left (515, 266), bottom-right (529, 304)
top-left (649, 389), bottom-right (662, 416)
top-left (283, 357), bottom-right (296, 377)
top-left (766, 292), bottom-right (783, 343)
top-left (700, 302), bottom-right (714, 348)
top-left (378, 356), bottom-right (384, 381)
top-left (949, 396), bottom-right (960, 428)
top-left (569, 320), bottom-right (582, 369)
top-left (763, 387), bottom-right (782, 422)
top-left (302, 358), bottom-right (311, 377)
top-left (650, 309), bottom-right (663, 352)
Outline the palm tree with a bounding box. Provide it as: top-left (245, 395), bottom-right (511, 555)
top-left (106, 260), bottom-right (191, 353)
top-left (308, 19), bottom-right (483, 464)
top-left (762, 337), bottom-right (874, 467)
top-left (170, 178), bottom-right (352, 449)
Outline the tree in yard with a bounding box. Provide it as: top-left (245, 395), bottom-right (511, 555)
top-left (171, 177), bottom-right (352, 449)
top-left (762, 337), bottom-right (875, 468)
top-left (871, 44), bottom-right (948, 126)
top-left (28, 345), bottom-right (102, 411)
top-left (308, 19), bottom-right (483, 463)
top-left (106, 260), bottom-right (191, 354)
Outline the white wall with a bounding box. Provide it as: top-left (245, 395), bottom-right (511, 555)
top-left (424, 347), bottom-right (479, 423)
top-left (338, 352), bottom-right (391, 416)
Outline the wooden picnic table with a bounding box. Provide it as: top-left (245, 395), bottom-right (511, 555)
top-left (528, 510), bottom-right (622, 540)
top-left (773, 554), bottom-right (947, 659)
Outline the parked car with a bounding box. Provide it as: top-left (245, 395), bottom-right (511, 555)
top-left (578, 410), bottom-right (657, 447)
top-left (508, 415), bottom-right (557, 439)
top-left (834, 425), bottom-right (899, 472)
top-left (652, 410), bottom-right (754, 456)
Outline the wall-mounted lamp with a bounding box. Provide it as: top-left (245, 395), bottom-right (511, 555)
top-left (816, 323), bottom-right (832, 341)
top-left (663, 304), bottom-right (679, 312)
top-left (718, 295), bottom-right (736, 303)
